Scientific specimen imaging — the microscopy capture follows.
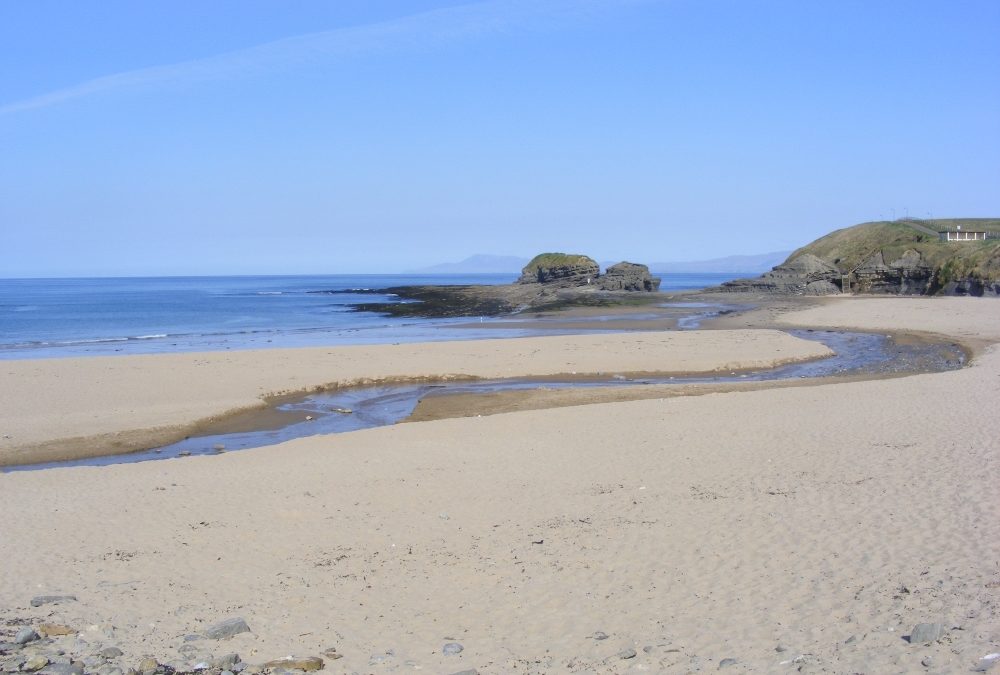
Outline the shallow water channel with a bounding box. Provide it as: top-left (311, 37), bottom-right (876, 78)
top-left (6, 324), bottom-right (965, 473)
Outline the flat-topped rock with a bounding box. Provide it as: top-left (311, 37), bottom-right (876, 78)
top-left (517, 253), bottom-right (600, 286)
top-left (599, 261), bottom-right (661, 291)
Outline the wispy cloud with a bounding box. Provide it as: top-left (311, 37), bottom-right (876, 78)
top-left (0, 0), bottom-right (654, 116)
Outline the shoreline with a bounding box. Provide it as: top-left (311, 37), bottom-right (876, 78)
top-left (1, 294), bottom-right (988, 470)
top-left (1, 296), bottom-right (999, 673)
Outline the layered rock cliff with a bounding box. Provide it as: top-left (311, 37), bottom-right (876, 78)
top-left (720, 219), bottom-right (1000, 296)
top-left (517, 253), bottom-right (600, 286)
top-left (598, 262), bottom-right (662, 291)
top-left (721, 254), bottom-right (841, 295)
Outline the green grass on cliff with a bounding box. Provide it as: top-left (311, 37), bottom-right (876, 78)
top-left (789, 219), bottom-right (1000, 282)
top-left (521, 252), bottom-right (597, 272)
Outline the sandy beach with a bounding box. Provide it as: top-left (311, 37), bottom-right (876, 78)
top-left (0, 329), bottom-right (829, 467)
top-left (2, 297), bottom-right (999, 674)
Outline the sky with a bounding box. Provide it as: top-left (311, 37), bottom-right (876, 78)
top-left (1, 0), bottom-right (998, 277)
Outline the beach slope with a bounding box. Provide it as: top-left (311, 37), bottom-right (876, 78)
top-left (0, 299), bottom-right (998, 673)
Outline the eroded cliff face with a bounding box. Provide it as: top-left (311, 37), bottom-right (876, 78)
top-left (721, 249), bottom-right (1000, 297)
top-left (852, 250), bottom-right (935, 294)
top-left (938, 279), bottom-right (1000, 296)
top-left (721, 254), bottom-right (842, 295)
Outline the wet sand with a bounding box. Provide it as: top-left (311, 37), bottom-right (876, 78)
top-left (1, 296), bottom-right (999, 674)
top-left (0, 329), bottom-right (828, 467)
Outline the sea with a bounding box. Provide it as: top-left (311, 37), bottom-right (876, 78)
top-left (0, 273), bottom-right (743, 360)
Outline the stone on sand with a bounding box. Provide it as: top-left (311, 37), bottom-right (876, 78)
top-left (262, 656), bottom-right (324, 671)
top-left (202, 617), bottom-right (251, 640)
top-left (909, 622), bottom-right (947, 644)
top-left (30, 594), bottom-right (77, 607)
top-left (15, 627), bottom-right (40, 645)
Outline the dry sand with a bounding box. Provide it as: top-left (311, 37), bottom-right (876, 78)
top-left (1, 297), bottom-right (999, 674)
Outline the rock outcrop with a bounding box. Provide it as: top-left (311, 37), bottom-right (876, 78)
top-left (349, 253), bottom-right (662, 318)
top-left (721, 254), bottom-right (842, 295)
top-left (517, 253), bottom-right (600, 286)
top-left (851, 249), bottom-right (935, 294)
top-left (598, 262), bottom-right (661, 291)
top-left (728, 218), bottom-right (1000, 296)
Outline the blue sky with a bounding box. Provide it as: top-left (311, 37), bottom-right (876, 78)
top-left (1, 0), bottom-right (998, 276)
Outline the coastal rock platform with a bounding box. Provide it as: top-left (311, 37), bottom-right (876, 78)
top-left (351, 253), bottom-right (662, 318)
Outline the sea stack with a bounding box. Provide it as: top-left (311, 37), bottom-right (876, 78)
top-left (516, 253), bottom-right (660, 292)
top-left (598, 261), bottom-right (661, 291)
top-left (517, 253), bottom-right (601, 286)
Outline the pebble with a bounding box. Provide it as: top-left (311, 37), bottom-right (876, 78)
top-left (39, 622), bottom-right (77, 637)
top-left (321, 648), bottom-right (343, 660)
top-left (202, 617), bottom-right (251, 640)
top-left (23, 655), bottom-right (50, 672)
top-left (719, 657), bottom-right (738, 668)
top-left (82, 655), bottom-right (106, 668)
top-left (592, 631), bottom-right (609, 640)
top-left (262, 656), bottom-right (324, 671)
top-left (15, 627), bottom-right (40, 645)
top-left (775, 644), bottom-right (788, 653)
top-left (617, 648), bottom-right (637, 660)
top-left (31, 594), bottom-right (78, 607)
top-left (442, 642), bottom-right (464, 655)
top-left (137, 657), bottom-right (159, 673)
top-left (909, 622), bottom-right (947, 644)
top-left (974, 654), bottom-right (1000, 672)
top-left (211, 653), bottom-right (241, 669)
top-left (447, 670), bottom-right (479, 675)
top-left (47, 663), bottom-right (86, 675)
top-left (100, 647), bottom-right (124, 659)
top-left (369, 650), bottom-right (395, 664)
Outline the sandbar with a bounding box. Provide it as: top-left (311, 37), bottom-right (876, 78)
top-left (0, 329), bottom-right (829, 466)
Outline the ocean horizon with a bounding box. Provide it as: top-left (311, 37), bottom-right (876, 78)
top-left (0, 272), bottom-right (746, 359)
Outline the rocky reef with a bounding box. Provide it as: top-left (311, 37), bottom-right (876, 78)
top-left (349, 253), bottom-right (662, 318)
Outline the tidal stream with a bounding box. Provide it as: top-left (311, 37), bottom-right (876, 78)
top-left (6, 322), bottom-right (965, 472)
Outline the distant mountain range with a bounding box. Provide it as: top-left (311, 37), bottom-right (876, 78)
top-left (408, 251), bottom-right (790, 275)
top-left (648, 251), bottom-right (790, 274)
top-left (406, 254), bottom-right (531, 274)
